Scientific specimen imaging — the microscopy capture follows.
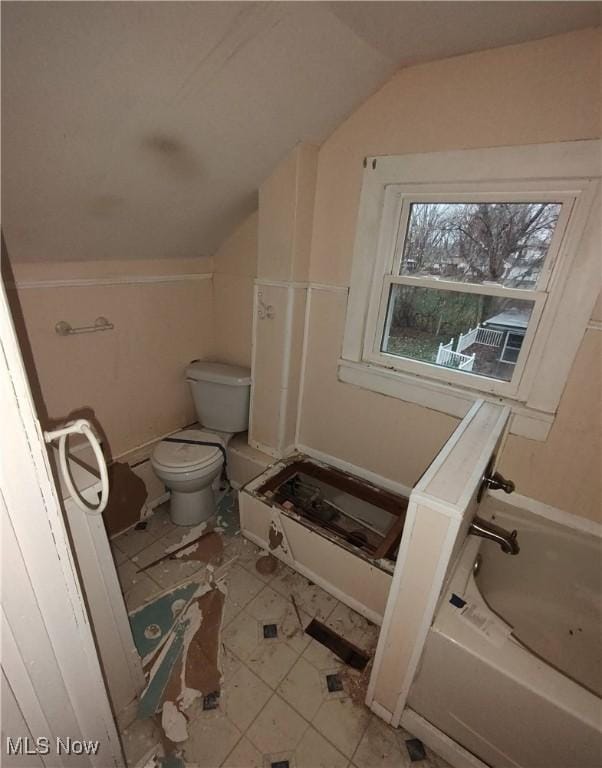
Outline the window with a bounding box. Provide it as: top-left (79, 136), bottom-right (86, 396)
top-left (373, 196), bottom-right (569, 391)
top-left (340, 142), bottom-right (600, 439)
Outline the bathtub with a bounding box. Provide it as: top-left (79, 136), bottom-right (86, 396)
top-left (407, 503), bottom-right (602, 768)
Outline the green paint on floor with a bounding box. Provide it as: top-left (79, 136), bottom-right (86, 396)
top-left (129, 580), bottom-right (199, 660)
top-left (216, 489), bottom-right (239, 535)
top-left (138, 618), bottom-right (187, 719)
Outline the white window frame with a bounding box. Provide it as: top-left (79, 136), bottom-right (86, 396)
top-left (340, 141), bottom-right (601, 440)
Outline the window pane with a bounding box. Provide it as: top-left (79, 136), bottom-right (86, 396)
top-left (399, 202), bottom-right (561, 288)
top-left (381, 285), bottom-right (534, 382)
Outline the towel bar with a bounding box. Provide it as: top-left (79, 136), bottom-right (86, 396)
top-left (55, 316), bottom-right (114, 336)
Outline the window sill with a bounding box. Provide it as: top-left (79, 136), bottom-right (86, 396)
top-left (337, 358), bottom-right (554, 441)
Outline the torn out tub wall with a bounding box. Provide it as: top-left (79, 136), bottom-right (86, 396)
top-left (239, 456), bottom-right (408, 624)
top-left (366, 400), bottom-right (511, 731)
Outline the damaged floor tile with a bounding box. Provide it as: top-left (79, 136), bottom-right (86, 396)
top-left (113, 508), bottom-right (177, 558)
top-left (215, 489), bottom-right (240, 535)
top-left (115, 496), bottom-right (450, 768)
top-left (138, 581), bottom-right (225, 739)
top-left (182, 711), bottom-right (241, 767)
top-left (222, 535), bottom-right (273, 581)
top-left (125, 573), bottom-right (164, 612)
top-left (129, 581), bottom-right (200, 663)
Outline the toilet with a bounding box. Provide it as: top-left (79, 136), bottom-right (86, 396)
top-left (151, 362), bottom-right (251, 526)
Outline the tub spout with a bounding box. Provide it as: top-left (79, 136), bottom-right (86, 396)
top-left (469, 516), bottom-right (520, 555)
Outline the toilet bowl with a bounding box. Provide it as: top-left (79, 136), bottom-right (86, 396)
top-left (151, 361), bottom-right (252, 526)
top-left (151, 429), bottom-right (226, 526)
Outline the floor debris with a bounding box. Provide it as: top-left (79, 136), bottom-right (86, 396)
top-left (340, 664), bottom-right (372, 707)
top-left (138, 531), bottom-right (223, 573)
top-left (290, 594), bottom-right (304, 629)
top-left (161, 701), bottom-right (188, 743)
top-left (305, 618), bottom-right (371, 670)
top-left (115, 492), bottom-right (446, 768)
top-left (406, 737), bottom-right (428, 762)
top-left (255, 553), bottom-right (278, 575)
top-left (129, 581), bottom-right (200, 664)
top-left (135, 579), bottom-right (226, 743)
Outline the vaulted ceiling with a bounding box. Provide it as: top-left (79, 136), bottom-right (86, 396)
top-left (2, 1), bottom-right (599, 263)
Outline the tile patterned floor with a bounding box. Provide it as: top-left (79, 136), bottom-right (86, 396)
top-left (113, 497), bottom-right (450, 768)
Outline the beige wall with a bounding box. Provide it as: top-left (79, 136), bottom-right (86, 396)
top-left (9, 208), bottom-right (260, 460)
top-left (212, 211), bottom-right (258, 368)
top-left (298, 28), bottom-right (601, 521)
top-left (499, 329), bottom-right (601, 519)
top-left (258, 143), bottom-right (318, 282)
top-left (6, 257), bottom-right (214, 458)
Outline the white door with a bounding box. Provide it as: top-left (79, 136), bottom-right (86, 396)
top-left (56, 473), bottom-right (146, 716)
top-left (1, 277), bottom-right (125, 767)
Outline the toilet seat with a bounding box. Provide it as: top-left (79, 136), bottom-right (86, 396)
top-left (151, 429), bottom-right (223, 475)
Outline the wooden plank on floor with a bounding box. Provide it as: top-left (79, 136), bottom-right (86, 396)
top-left (305, 619), bottom-right (370, 670)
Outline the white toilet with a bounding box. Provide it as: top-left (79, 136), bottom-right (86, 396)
top-left (151, 362), bottom-right (251, 526)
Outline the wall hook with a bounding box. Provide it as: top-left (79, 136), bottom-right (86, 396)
top-left (257, 291), bottom-right (275, 320)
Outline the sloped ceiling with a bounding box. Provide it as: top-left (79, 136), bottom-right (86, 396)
top-left (2, 1), bottom-right (599, 263)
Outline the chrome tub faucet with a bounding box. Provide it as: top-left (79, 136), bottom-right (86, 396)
top-left (470, 516), bottom-right (520, 555)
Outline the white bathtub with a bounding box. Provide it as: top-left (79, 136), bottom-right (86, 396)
top-left (407, 504), bottom-right (602, 768)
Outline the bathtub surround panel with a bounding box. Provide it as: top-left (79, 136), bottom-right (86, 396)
top-left (275, 285), bottom-right (308, 454)
top-left (9, 258), bottom-right (214, 458)
top-left (250, 283), bottom-right (290, 454)
top-left (295, 28), bottom-right (601, 522)
top-left (367, 401), bottom-right (510, 724)
top-left (250, 143), bottom-right (318, 457)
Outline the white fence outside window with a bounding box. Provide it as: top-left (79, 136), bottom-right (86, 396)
top-left (436, 339), bottom-right (475, 371)
top-left (457, 324), bottom-right (504, 354)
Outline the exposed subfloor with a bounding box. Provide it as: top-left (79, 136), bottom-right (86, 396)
top-left (111, 493), bottom-right (450, 768)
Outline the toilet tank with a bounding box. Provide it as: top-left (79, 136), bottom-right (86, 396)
top-left (185, 362), bottom-right (252, 433)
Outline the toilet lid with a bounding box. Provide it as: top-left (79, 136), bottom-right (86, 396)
top-left (152, 429), bottom-right (223, 471)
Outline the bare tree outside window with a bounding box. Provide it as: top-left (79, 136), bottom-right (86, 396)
top-left (382, 201), bottom-right (562, 382)
top-left (399, 202), bottom-right (561, 288)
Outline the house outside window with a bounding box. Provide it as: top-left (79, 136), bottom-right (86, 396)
top-left (340, 141), bottom-right (600, 440)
